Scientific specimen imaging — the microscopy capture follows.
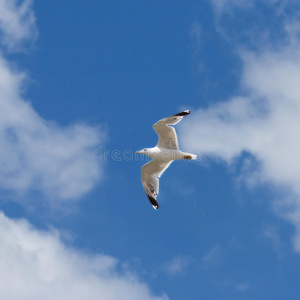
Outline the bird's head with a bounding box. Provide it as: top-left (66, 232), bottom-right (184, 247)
top-left (136, 148), bottom-right (150, 156)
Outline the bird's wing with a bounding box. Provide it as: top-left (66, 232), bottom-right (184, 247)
top-left (153, 110), bottom-right (190, 149)
top-left (141, 158), bottom-right (173, 209)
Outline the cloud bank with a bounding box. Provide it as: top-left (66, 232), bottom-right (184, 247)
top-left (181, 0), bottom-right (300, 251)
top-left (0, 212), bottom-right (167, 300)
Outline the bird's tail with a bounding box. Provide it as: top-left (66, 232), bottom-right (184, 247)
top-left (181, 152), bottom-right (197, 160)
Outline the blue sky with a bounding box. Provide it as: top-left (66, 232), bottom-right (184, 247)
top-left (1, 0), bottom-right (300, 299)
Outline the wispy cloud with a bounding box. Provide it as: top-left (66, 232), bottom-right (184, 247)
top-left (209, 0), bottom-right (251, 15)
top-left (262, 225), bottom-right (285, 257)
top-left (202, 245), bottom-right (222, 268)
top-left (235, 282), bottom-right (249, 292)
top-left (208, 0), bottom-right (300, 51)
top-left (163, 256), bottom-right (192, 276)
top-left (0, 54), bottom-right (103, 201)
top-left (208, 0), bottom-right (292, 16)
top-left (215, 277), bottom-right (250, 293)
top-left (0, 211), bottom-right (168, 300)
top-left (0, 0), bottom-right (37, 50)
top-left (0, 1), bottom-right (103, 202)
top-left (190, 22), bottom-right (202, 53)
top-left (181, 0), bottom-right (300, 252)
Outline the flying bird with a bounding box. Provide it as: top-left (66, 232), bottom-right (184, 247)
top-left (136, 110), bottom-right (197, 209)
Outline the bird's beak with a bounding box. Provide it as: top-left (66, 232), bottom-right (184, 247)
top-left (136, 151), bottom-right (141, 154)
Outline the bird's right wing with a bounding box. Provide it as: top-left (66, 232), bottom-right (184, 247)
top-left (153, 110), bottom-right (190, 149)
top-left (141, 158), bottom-right (173, 209)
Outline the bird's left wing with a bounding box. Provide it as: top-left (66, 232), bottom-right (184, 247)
top-left (141, 158), bottom-right (173, 209)
top-left (153, 110), bottom-right (190, 149)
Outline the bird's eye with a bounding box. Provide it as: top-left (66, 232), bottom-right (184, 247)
top-left (143, 149), bottom-right (146, 151)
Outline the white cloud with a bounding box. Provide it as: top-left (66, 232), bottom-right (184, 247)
top-left (0, 0), bottom-right (37, 50)
top-left (0, 1), bottom-right (103, 202)
top-left (0, 55), bottom-right (103, 201)
top-left (0, 211), bottom-right (167, 300)
top-left (181, 8), bottom-right (300, 251)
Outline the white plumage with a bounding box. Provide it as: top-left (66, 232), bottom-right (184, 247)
top-left (136, 110), bottom-right (197, 209)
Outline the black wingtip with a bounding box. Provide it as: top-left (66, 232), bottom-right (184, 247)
top-left (146, 194), bottom-right (159, 209)
top-left (173, 110), bottom-right (191, 117)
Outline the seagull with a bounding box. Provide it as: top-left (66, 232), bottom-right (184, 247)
top-left (136, 110), bottom-right (197, 209)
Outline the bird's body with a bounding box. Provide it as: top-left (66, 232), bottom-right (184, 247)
top-left (140, 146), bottom-right (193, 161)
top-left (136, 110), bottom-right (196, 209)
